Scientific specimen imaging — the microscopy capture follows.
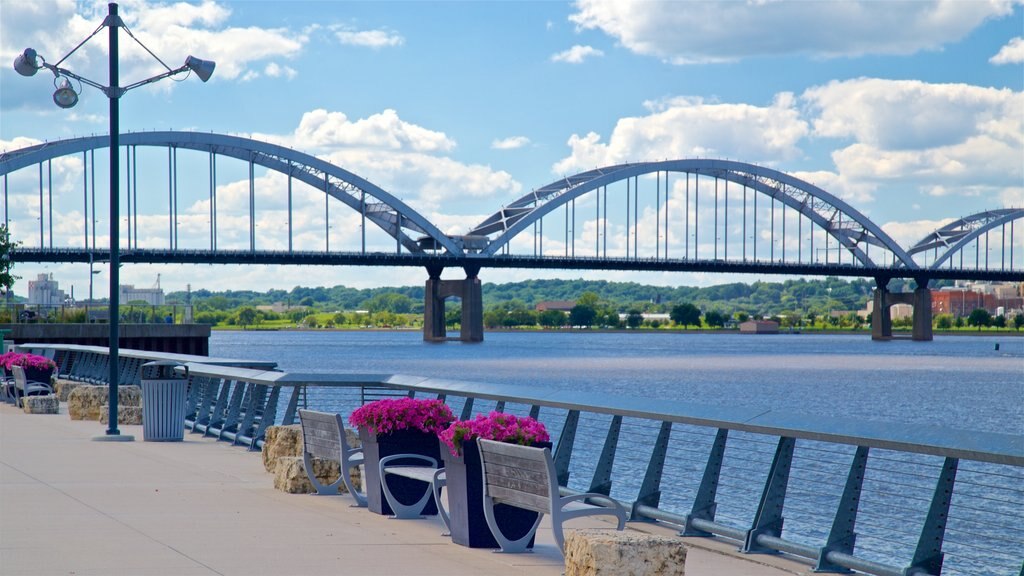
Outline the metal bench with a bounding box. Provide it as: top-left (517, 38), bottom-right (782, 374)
top-left (378, 457), bottom-right (449, 528)
top-left (478, 438), bottom-right (628, 554)
top-left (297, 409), bottom-right (366, 507)
top-left (10, 365), bottom-right (54, 408)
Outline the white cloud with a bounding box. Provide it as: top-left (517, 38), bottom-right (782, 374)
top-left (491, 136), bottom-right (530, 150)
top-left (262, 109), bottom-right (457, 153)
top-left (550, 45), bottom-right (604, 64)
top-left (552, 93), bottom-right (808, 174)
top-left (264, 62), bottom-right (297, 80)
top-left (333, 26), bottom-right (404, 48)
top-left (991, 37), bottom-right (1024, 64)
top-left (880, 218), bottom-right (957, 251)
top-left (569, 0), bottom-right (1017, 63)
top-left (803, 79), bottom-right (1023, 198)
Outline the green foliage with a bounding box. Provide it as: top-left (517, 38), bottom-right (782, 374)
top-left (626, 310), bottom-right (643, 329)
top-left (0, 224), bottom-right (19, 296)
top-left (935, 314), bottom-right (954, 330)
top-left (538, 310), bottom-right (566, 328)
top-left (1014, 314), bottom-right (1024, 331)
top-left (670, 303), bottom-right (701, 328)
top-left (967, 308), bottom-right (992, 329)
top-left (703, 310), bottom-right (727, 328)
top-left (569, 304), bottom-right (597, 328)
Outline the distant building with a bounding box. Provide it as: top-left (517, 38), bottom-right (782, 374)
top-left (27, 274), bottom-right (65, 307)
top-left (119, 284), bottom-right (165, 306)
top-left (739, 320), bottom-right (779, 334)
top-left (536, 300), bottom-right (576, 312)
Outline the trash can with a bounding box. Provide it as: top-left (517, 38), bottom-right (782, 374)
top-left (141, 361), bottom-right (188, 441)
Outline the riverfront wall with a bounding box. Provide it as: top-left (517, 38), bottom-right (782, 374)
top-left (0, 323), bottom-right (211, 355)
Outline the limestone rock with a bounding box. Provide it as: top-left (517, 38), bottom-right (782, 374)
top-left (68, 385), bottom-right (142, 420)
top-left (22, 394), bottom-right (59, 415)
top-left (99, 404), bottom-right (144, 425)
top-left (564, 529), bottom-right (687, 576)
top-left (54, 379), bottom-right (85, 402)
top-left (273, 455), bottom-right (346, 494)
top-left (262, 425), bottom-right (304, 472)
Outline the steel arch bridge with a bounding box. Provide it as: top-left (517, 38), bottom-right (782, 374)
top-left (906, 208), bottom-right (1023, 272)
top-left (3, 131), bottom-right (1022, 341)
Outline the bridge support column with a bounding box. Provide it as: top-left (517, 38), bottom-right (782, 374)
top-left (912, 285), bottom-right (933, 342)
top-left (871, 281), bottom-right (892, 341)
top-left (422, 266), bottom-right (483, 343)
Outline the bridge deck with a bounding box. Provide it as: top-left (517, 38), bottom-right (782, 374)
top-left (0, 403), bottom-right (813, 575)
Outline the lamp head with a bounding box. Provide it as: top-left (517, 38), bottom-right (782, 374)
top-left (185, 56), bottom-right (215, 82)
top-left (14, 48), bottom-right (40, 77)
top-left (52, 77), bottom-right (78, 109)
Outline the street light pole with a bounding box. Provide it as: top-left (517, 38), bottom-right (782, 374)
top-left (14, 2), bottom-right (214, 439)
top-left (107, 2), bottom-right (123, 437)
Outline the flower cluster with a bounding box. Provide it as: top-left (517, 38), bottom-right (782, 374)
top-left (349, 398), bottom-right (455, 436)
top-left (440, 411), bottom-right (550, 456)
top-left (0, 352), bottom-right (57, 372)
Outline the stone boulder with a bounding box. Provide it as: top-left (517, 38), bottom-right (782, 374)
top-left (262, 425), bottom-right (304, 472)
top-left (273, 456), bottom-right (349, 494)
top-left (22, 394), bottom-right (59, 415)
top-left (53, 379), bottom-right (85, 402)
top-left (99, 404), bottom-right (144, 425)
top-left (564, 529), bottom-right (687, 576)
top-left (68, 385), bottom-right (142, 420)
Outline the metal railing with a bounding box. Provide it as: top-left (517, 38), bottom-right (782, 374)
top-left (19, 343), bottom-right (1024, 576)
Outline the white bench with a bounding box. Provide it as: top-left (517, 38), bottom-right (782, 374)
top-left (478, 438), bottom-right (628, 555)
top-left (298, 409), bottom-right (366, 507)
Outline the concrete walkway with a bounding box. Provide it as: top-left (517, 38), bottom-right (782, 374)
top-left (1, 403), bottom-right (813, 576)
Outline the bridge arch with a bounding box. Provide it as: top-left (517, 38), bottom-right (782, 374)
top-left (0, 131), bottom-right (463, 255)
top-left (906, 208), bottom-right (1023, 271)
top-left (468, 159), bottom-right (917, 268)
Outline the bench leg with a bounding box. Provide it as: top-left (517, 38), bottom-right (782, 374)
top-left (378, 455), bottom-right (440, 520)
top-left (433, 469), bottom-right (450, 535)
top-left (483, 496), bottom-right (543, 553)
top-left (302, 452), bottom-right (346, 495)
top-left (342, 460), bottom-right (367, 507)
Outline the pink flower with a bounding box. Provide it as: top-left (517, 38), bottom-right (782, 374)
top-left (439, 412), bottom-right (550, 456)
top-left (349, 398), bottom-right (455, 436)
top-left (1, 352), bottom-right (56, 372)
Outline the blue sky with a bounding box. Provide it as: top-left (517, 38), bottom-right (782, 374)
top-left (1, 0), bottom-right (1022, 298)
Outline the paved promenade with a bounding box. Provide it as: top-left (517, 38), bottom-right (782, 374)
top-left (1, 403), bottom-right (813, 576)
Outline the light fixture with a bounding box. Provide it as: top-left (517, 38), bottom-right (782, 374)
top-left (185, 56), bottom-right (215, 82)
top-left (52, 77), bottom-right (78, 109)
top-left (13, 48), bottom-right (40, 77)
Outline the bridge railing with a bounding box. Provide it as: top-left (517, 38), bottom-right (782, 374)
top-left (21, 343), bottom-right (1024, 576)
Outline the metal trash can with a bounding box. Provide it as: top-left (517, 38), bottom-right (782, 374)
top-left (141, 361), bottom-right (188, 441)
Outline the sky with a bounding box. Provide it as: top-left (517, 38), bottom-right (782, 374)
top-left (1, 0), bottom-right (1022, 300)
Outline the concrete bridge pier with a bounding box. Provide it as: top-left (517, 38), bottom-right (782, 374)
top-left (423, 265), bottom-right (483, 343)
top-left (871, 278), bottom-right (933, 341)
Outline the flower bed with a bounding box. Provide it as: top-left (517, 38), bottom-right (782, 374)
top-left (349, 397), bottom-right (454, 436)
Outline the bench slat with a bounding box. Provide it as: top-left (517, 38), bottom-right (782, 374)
top-left (487, 485), bottom-right (550, 514)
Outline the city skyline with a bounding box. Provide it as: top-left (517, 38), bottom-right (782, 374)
top-left (2, 0), bottom-right (1022, 297)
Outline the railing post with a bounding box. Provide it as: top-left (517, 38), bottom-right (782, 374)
top-left (589, 415), bottom-right (622, 495)
top-left (459, 397), bottom-right (475, 421)
top-left (816, 446), bottom-right (869, 573)
top-left (554, 409), bottom-right (580, 486)
top-left (682, 428), bottom-right (729, 536)
top-left (280, 385), bottom-right (302, 426)
top-left (631, 421), bottom-right (672, 521)
top-left (902, 457), bottom-right (958, 576)
top-left (742, 436), bottom-right (796, 553)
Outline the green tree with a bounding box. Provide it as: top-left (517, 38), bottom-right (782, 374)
top-left (0, 224), bottom-right (18, 297)
top-left (993, 315), bottom-right (1006, 329)
top-left (670, 303), bottom-right (701, 328)
top-left (538, 310), bottom-right (566, 328)
top-left (703, 310), bottom-right (727, 328)
top-left (237, 307), bottom-right (257, 329)
top-left (734, 311), bottom-right (750, 323)
top-left (333, 311), bottom-right (347, 326)
top-left (967, 308), bottom-right (992, 330)
top-left (626, 310), bottom-right (643, 329)
top-left (577, 291), bottom-right (600, 308)
top-left (1013, 314), bottom-right (1024, 331)
top-left (934, 314), bottom-right (954, 330)
top-left (569, 304), bottom-right (597, 328)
